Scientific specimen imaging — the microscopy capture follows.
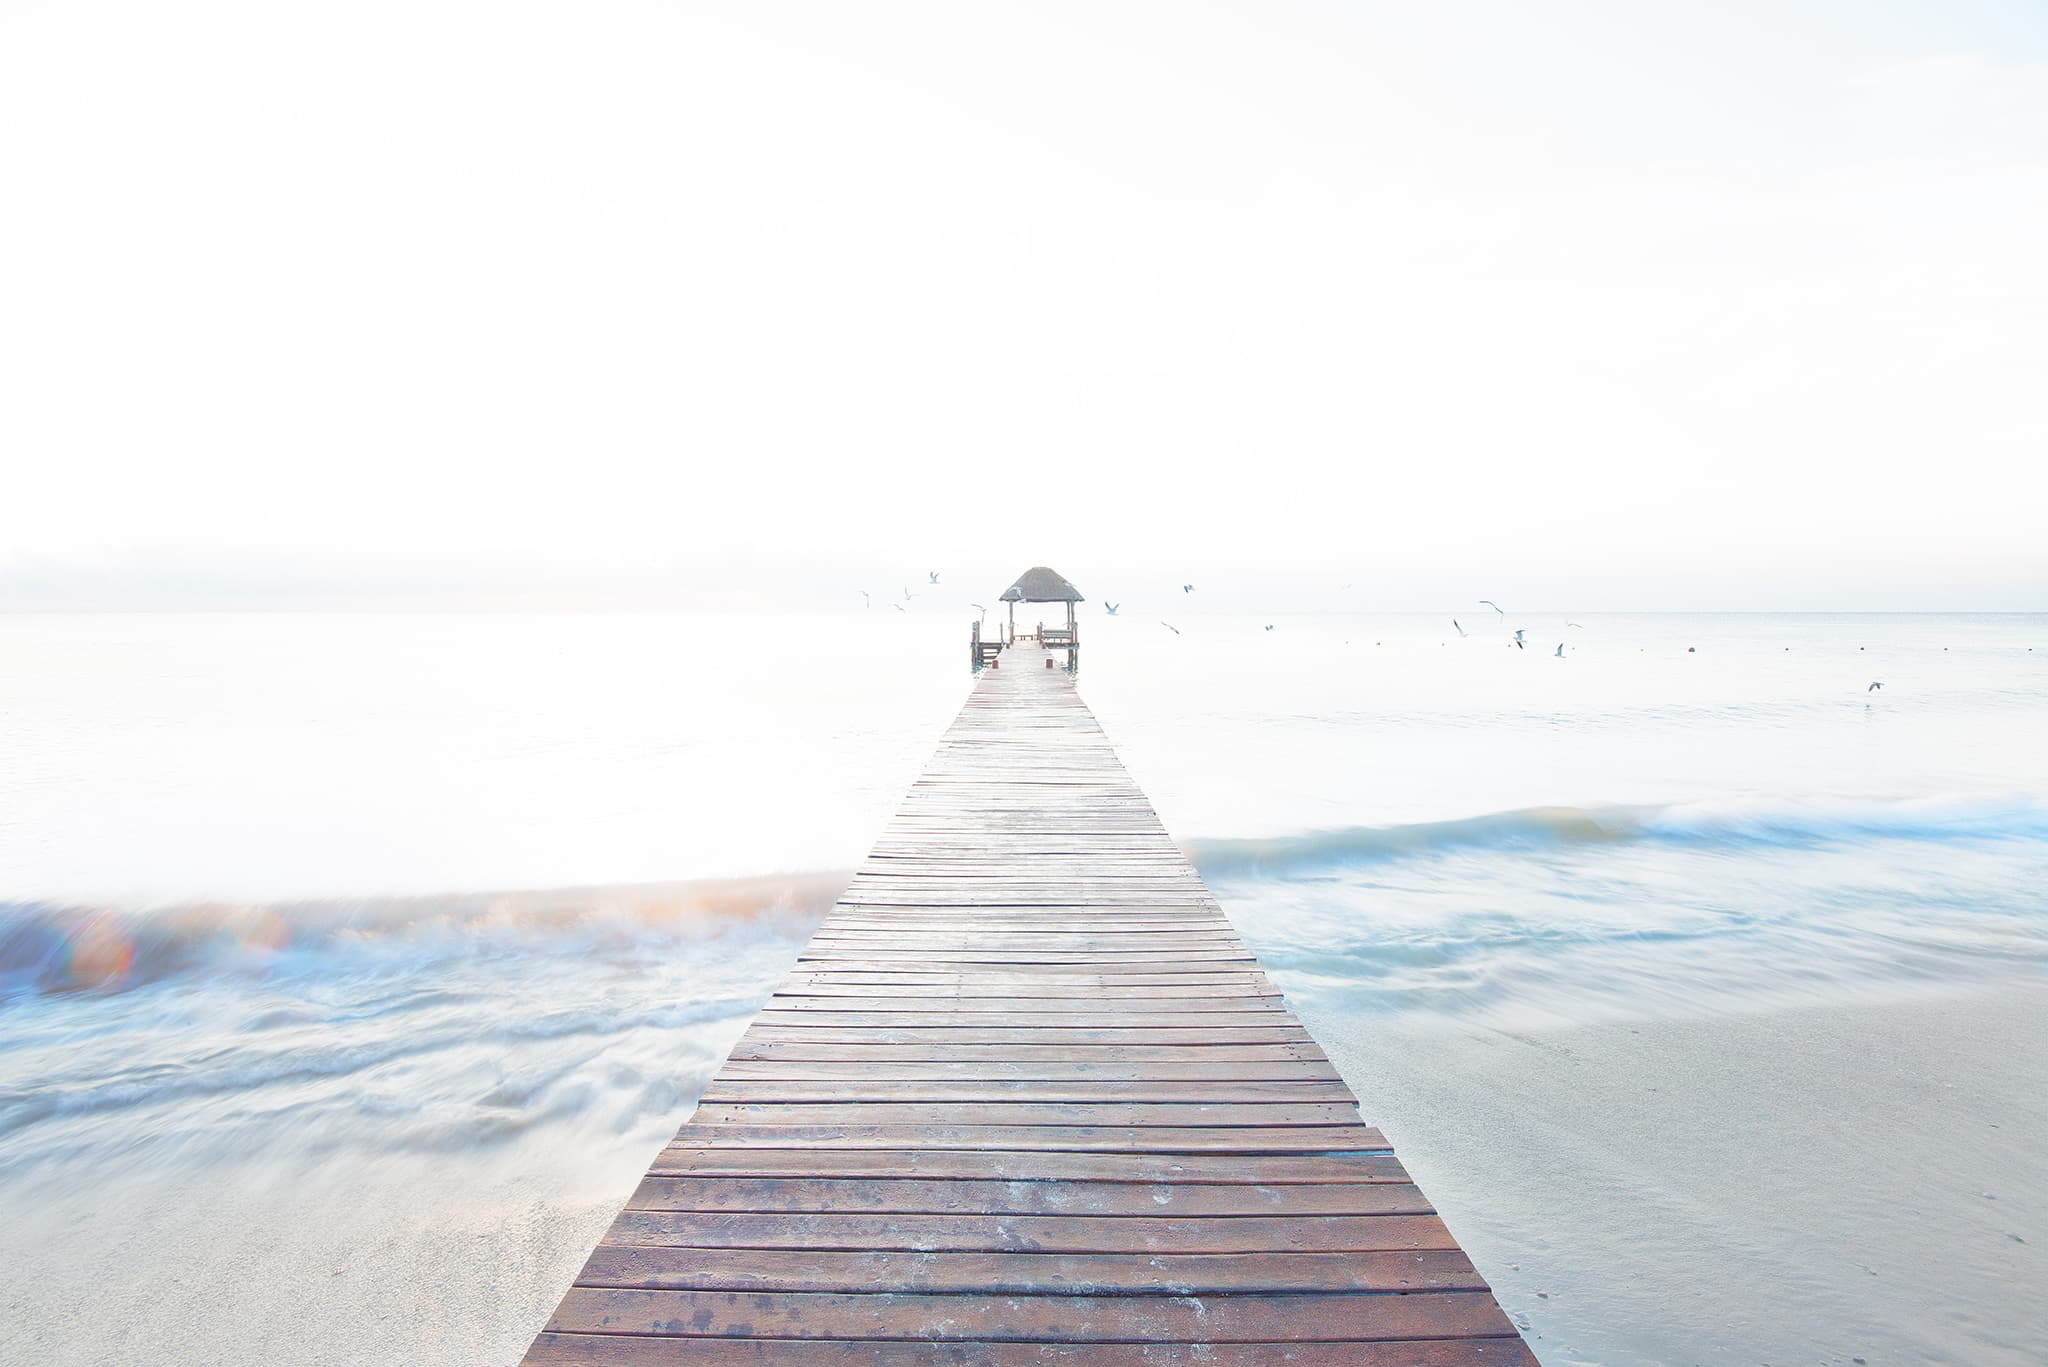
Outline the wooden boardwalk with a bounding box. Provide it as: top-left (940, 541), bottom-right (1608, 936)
top-left (525, 649), bottom-right (1534, 1364)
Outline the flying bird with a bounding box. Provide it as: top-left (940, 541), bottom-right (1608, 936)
top-left (1453, 619), bottom-right (1466, 637)
top-left (1264, 624), bottom-right (1275, 632)
top-left (928, 571), bottom-right (940, 584)
top-left (1868, 681), bottom-right (1883, 691)
top-left (1554, 643), bottom-right (1565, 658)
top-left (1513, 629), bottom-right (1526, 649)
top-left (1479, 600), bottom-right (1504, 617)
top-left (1567, 622), bottom-right (1585, 629)
top-left (970, 603), bottom-right (987, 624)
top-left (903, 587), bottom-right (913, 600)
top-left (860, 591), bottom-right (870, 609)
top-left (1182, 584), bottom-right (1195, 594)
top-left (893, 603), bottom-right (906, 613)
top-left (1161, 621), bottom-right (1181, 635)
top-left (1104, 602), bottom-right (1119, 615)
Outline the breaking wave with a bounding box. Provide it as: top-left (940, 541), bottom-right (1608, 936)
top-left (0, 872), bottom-right (847, 998)
top-left (1185, 795), bottom-right (2048, 877)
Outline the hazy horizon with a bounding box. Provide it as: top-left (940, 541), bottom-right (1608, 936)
top-left (2, 565), bottom-right (2044, 615)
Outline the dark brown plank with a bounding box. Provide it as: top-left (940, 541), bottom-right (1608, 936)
top-left (646, 1148), bottom-right (1409, 1183)
top-left (575, 1246), bottom-right (1485, 1294)
top-left (650, 1124), bottom-right (1386, 1152)
top-left (547, 1287), bottom-right (1519, 1342)
top-left (712, 1061), bottom-right (1343, 1081)
top-left (602, 1210), bottom-right (1449, 1253)
top-left (625, 1176), bottom-right (1421, 1214)
top-left (724, 1042), bottom-right (1330, 1063)
top-left (689, 1102), bottom-right (1360, 1128)
top-left (699, 1081), bottom-right (1357, 1104)
top-left (527, 1335), bottom-right (1538, 1365)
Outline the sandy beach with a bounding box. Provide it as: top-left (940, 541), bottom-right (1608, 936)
top-left (1314, 983), bottom-right (2048, 1365)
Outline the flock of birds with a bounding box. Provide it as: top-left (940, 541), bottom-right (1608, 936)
top-left (859, 577), bottom-right (1896, 693)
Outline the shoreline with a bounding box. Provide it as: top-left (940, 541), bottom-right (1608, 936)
top-left (1310, 981), bottom-right (2047, 1365)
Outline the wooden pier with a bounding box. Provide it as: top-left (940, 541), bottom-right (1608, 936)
top-left (524, 641), bottom-right (1533, 1364)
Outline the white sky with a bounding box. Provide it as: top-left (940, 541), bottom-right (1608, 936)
top-left (3, 1), bottom-right (2044, 610)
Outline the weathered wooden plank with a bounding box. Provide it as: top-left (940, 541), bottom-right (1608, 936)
top-left (527, 1335), bottom-right (1538, 1365)
top-left (776, 981), bottom-right (1283, 997)
top-left (796, 955), bottom-right (1251, 967)
top-left (573, 1245), bottom-right (1482, 1294)
top-left (602, 1209), bottom-right (1451, 1253)
top-left (724, 1042), bottom-right (1330, 1063)
top-left (738, 1027), bottom-right (1317, 1046)
top-left (645, 1148), bottom-right (1408, 1183)
top-left (546, 1287), bottom-right (1519, 1342)
top-left (713, 1060), bottom-right (1344, 1081)
top-left (688, 1102), bottom-right (1361, 1128)
top-left (655, 1124), bottom-right (1387, 1152)
top-left (699, 1080), bottom-right (1357, 1104)
top-left (761, 997), bottom-right (1286, 1014)
top-left (751, 1012), bottom-right (1298, 1029)
top-left (786, 958), bottom-right (1265, 974)
top-left (624, 1176), bottom-right (1420, 1215)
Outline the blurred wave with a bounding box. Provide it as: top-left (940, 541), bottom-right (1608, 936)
top-left (0, 872), bottom-right (847, 998)
top-left (5, 793), bottom-right (2046, 1176)
top-left (1202, 801), bottom-right (2048, 1029)
top-left (1187, 795), bottom-right (2048, 877)
top-left (0, 878), bottom-right (827, 1178)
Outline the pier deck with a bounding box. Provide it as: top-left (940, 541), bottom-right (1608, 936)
top-left (525, 648), bottom-right (1533, 1364)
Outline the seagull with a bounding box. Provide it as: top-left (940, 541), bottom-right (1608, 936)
top-left (1453, 619), bottom-right (1466, 637)
top-left (1161, 621), bottom-right (1181, 635)
top-left (1182, 584), bottom-right (1195, 594)
top-left (1868, 681), bottom-right (1883, 691)
top-left (860, 590), bottom-right (870, 609)
top-left (1479, 600), bottom-right (1504, 617)
top-left (1264, 624), bottom-right (1275, 631)
top-left (893, 603), bottom-right (906, 613)
top-left (903, 587), bottom-right (913, 600)
top-left (970, 602), bottom-right (987, 624)
top-left (928, 571), bottom-right (939, 584)
top-left (1513, 629), bottom-right (1526, 649)
top-left (1554, 643), bottom-right (1565, 658)
top-left (1567, 622), bottom-right (1585, 629)
top-left (1104, 602), bottom-right (1120, 615)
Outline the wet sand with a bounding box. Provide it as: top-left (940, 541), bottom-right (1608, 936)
top-left (0, 1156), bottom-right (616, 1365)
top-left (1314, 982), bottom-right (2048, 1365)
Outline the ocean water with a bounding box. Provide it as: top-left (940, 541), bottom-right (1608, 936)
top-left (2, 608), bottom-right (2044, 1364)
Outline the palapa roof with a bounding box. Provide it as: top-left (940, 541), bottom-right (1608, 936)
top-left (999, 566), bottom-right (1084, 603)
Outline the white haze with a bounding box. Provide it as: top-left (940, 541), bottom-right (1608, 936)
top-left (2, 2), bottom-right (2045, 610)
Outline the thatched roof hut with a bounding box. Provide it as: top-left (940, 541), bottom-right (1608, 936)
top-left (999, 567), bottom-right (1084, 604)
top-left (997, 567), bottom-right (1084, 647)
